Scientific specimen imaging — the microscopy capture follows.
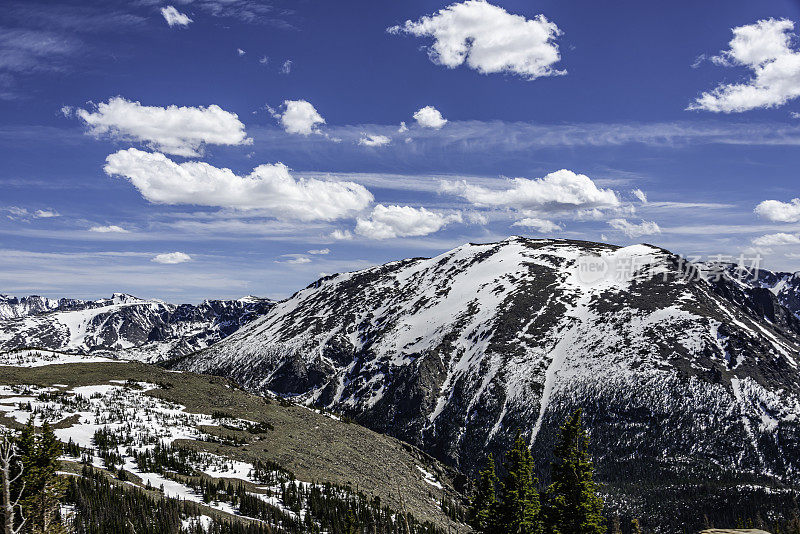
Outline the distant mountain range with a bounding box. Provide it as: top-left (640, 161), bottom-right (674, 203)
top-left (0, 293), bottom-right (274, 361)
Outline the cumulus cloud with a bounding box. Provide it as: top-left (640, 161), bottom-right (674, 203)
top-left (104, 148), bottom-right (373, 221)
top-left (388, 0), bottom-right (564, 80)
top-left (355, 204), bottom-right (462, 239)
top-left (269, 99), bottom-right (325, 136)
top-left (358, 133), bottom-right (391, 147)
top-left (89, 225), bottom-right (128, 233)
top-left (413, 106), bottom-right (447, 129)
top-left (632, 188), bottom-right (648, 203)
top-left (76, 97), bottom-right (250, 157)
top-left (237, 48), bottom-right (246, 56)
top-left (152, 252), bottom-right (192, 264)
top-left (161, 6), bottom-right (193, 27)
top-left (511, 217), bottom-right (562, 233)
top-left (752, 232), bottom-right (800, 246)
top-left (755, 198), bottom-right (800, 222)
top-left (308, 248), bottom-right (330, 255)
top-left (607, 218), bottom-right (662, 238)
top-left (689, 18), bottom-right (800, 112)
top-left (441, 169), bottom-right (619, 212)
top-left (281, 59), bottom-right (292, 74)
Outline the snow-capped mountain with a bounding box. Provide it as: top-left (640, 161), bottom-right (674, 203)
top-left (170, 237), bottom-right (800, 496)
top-left (0, 293), bottom-right (274, 361)
top-left (0, 294), bottom-right (61, 319)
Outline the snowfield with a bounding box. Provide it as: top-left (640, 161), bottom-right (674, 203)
top-left (171, 237), bottom-right (800, 486)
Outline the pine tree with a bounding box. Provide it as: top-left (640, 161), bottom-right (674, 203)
top-left (631, 518), bottom-right (643, 534)
top-left (468, 453), bottom-right (500, 533)
top-left (544, 410), bottom-right (604, 534)
top-left (14, 419), bottom-right (67, 534)
top-left (497, 435), bottom-right (543, 534)
top-left (611, 514), bottom-right (622, 534)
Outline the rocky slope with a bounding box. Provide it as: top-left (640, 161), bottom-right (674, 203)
top-left (170, 237), bottom-right (800, 523)
top-left (0, 294), bottom-right (61, 319)
top-left (0, 293), bottom-right (274, 361)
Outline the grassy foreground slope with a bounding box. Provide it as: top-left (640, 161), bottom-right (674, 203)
top-left (0, 360), bottom-right (468, 531)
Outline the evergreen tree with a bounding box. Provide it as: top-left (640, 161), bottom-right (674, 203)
top-left (611, 514), bottom-right (622, 534)
top-left (14, 419), bottom-right (67, 534)
top-left (468, 453), bottom-right (499, 533)
top-left (498, 435), bottom-right (543, 534)
top-left (544, 410), bottom-right (604, 534)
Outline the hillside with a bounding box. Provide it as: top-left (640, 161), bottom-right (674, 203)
top-left (168, 236), bottom-right (800, 530)
top-left (0, 357), bottom-right (467, 531)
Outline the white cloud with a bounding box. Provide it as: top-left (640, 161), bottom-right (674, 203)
top-left (511, 217), bottom-right (562, 233)
top-left (388, 0), bottom-right (564, 80)
top-left (76, 97), bottom-right (250, 157)
top-left (358, 133), bottom-right (391, 147)
top-left (689, 18), bottom-right (800, 112)
top-left (104, 148), bottom-right (374, 221)
top-left (89, 225), bottom-right (128, 233)
top-left (355, 204), bottom-right (462, 239)
top-left (755, 198), bottom-right (800, 222)
top-left (466, 211), bottom-right (488, 225)
top-left (259, 56), bottom-right (269, 65)
top-left (152, 251), bottom-right (192, 264)
top-left (271, 99), bottom-right (325, 136)
top-left (398, 121), bottom-right (408, 133)
top-left (308, 248), bottom-right (330, 255)
top-left (237, 48), bottom-right (246, 56)
top-left (752, 232), bottom-right (800, 246)
top-left (607, 218), bottom-right (662, 238)
top-left (161, 6), bottom-right (193, 27)
top-left (0, 206), bottom-right (59, 221)
top-left (281, 59), bottom-right (292, 74)
top-left (330, 229), bottom-right (353, 240)
top-left (33, 209), bottom-right (59, 218)
top-left (2, 207), bottom-right (29, 220)
top-left (632, 188), bottom-right (648, 203)
top-left (413, 106), bottom-right (447, 129)
top-left (441, 169), bottom-right (619, 212)
top-left (278, 254), bottom-right (311, 264)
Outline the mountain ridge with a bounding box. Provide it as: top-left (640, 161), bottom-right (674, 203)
top-left (0, 293), bottom-right (275, 360)
top-left (168, 237), bottom-right (800, 484)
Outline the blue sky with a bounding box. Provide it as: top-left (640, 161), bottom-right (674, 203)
top-left (3, 0), bottom-right (800, 301)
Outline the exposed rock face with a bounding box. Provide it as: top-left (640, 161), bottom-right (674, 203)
top-left (171, 238), bottom-right (800, 508)
top-left (0, 293), bottom-right (274, 361)
top-left (0, 294), bottom-right (61, 319)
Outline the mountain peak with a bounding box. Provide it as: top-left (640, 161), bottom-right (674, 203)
top-left (172, 238), bottom-right (800, 493)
